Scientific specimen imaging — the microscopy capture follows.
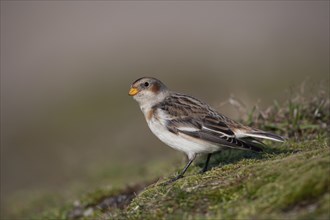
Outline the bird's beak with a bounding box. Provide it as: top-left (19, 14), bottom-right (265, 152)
top-left (129, 87), bottom-right (139, 96)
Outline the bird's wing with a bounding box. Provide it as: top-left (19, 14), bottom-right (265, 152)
top-left (154, 94), bottom-right (263, 152)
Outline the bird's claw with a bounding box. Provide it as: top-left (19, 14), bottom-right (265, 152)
top-left (161, 174), bottom-right (184, 185)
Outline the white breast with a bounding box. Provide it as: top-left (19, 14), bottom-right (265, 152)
top-left (146, 110), bottom-right (221, 159)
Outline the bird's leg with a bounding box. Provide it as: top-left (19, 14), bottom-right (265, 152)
top-left (168, 154), bottom-right (196, 183)
top-left (200, 153), bottom-right (212, 174)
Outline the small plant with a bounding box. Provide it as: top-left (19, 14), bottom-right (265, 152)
top-left (233, 82), bottom-right (329, 140)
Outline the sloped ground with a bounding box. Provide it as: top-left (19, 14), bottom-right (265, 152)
top-left (52, 137), bottom-right (328, 220)
top-left (7, 83), bottom-right (330, 219)
top-left (123, 138), bottom-right (329, 220)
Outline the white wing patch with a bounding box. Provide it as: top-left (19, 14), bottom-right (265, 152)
top-left (234, 129), bottom-right (284, 142)
top-left (242, 133), bottom-right (284, 142)
top-left (202, 126), bottom-right (234, 137)
top-left (177, 126), bottom-right (200, 132)
top-left (233, 129), bottom-right (249, 138)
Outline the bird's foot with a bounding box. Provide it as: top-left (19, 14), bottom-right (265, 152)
top-left (199, 168), bottom-right (207, 174)
top-left (162, 174), bottom-right (184, 185)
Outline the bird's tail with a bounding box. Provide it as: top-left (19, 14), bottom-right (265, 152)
top-left (240, 139), bottom-right (264, 152)
top-left (243, 130), bottom-right (286, 142)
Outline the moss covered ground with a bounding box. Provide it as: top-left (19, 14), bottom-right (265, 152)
top-left (4, 83), bottom-right (330, 220)
top-left (36, 136), bottom-right (329, 220)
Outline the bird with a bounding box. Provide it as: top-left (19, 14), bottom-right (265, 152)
top-left (128, 77), bottom-right (285, 182)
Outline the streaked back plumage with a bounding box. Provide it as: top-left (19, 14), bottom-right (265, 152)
top-left (129, 77), bottom-right (286, 182)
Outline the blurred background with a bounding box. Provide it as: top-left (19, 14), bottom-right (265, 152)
top-left (1, 1), bottom-right (329, 216)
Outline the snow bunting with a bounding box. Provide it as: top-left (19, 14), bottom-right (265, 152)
top-left (129, 77), bottom-right (285, 182)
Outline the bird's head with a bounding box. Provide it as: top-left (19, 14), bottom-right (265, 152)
top-left (129, 77), bottom-right (168, 108)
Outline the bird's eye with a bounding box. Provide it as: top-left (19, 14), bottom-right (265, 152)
top-left (144, 82), bottom-right (149, 87)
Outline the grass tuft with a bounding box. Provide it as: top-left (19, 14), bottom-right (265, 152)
top-left (244, 82), bottom-right (329, 140)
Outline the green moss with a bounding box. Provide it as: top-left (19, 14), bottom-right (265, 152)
top-left (7, 133), bottom-right (329, 220)
top-left (124, 138), bottom-right (329, 220)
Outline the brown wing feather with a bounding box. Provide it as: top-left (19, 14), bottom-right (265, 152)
top-left (153, 93), bottom-right (263, 152)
